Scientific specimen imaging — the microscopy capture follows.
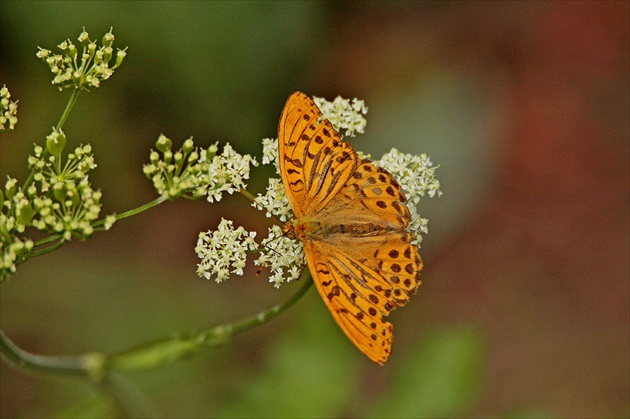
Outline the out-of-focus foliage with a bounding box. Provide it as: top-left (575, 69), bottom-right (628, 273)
top-left (369, 327), bottom-right (484, 418)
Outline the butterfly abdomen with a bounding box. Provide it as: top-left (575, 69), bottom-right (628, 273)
top-left (327, 223), bottom-right (396, 237)
top-left (286, 217), bottom-right (405, 240)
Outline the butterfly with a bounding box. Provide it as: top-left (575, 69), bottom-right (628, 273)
top-left (278, 91), bottom-right (423, 364)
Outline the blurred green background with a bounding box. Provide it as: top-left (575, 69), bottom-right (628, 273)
top-left (1, 1), bottom-right (628, 417)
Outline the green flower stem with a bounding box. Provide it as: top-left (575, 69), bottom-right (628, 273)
top-left (239, 188), bottom-right (257, 204)
top-left (106, 274), bottom-right (313, 372)
top-left (0, 329), bottom-right (98, 377)
top-left (0, 274), bottom-right (313, 377)
top-left (27, 239), bottom-right (65, 259)
top-left (21, 196), bottom-right (169, 264)
top-left (93, 195), bottom-right (168, 228)
top-left (57, 87), bottom-right (81, 130)
top-left (22, 88), bottom-right (82, 189)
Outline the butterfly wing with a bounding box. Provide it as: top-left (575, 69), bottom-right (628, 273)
top-left (304, 232), bottom-right (423, 365)
top-left (278, 91), bottom-right (358, 218)
top-left (319, 158), bottom-right (412, 229)
top-left (277, 91), bottom-right (424, 364)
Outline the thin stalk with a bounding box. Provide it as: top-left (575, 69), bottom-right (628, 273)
top-left (93, 196), bottom-right (168, 227)
top-left (106, 275), bottom-right (313, 372)
top-left (25, 239), bottom-right (65, 260)
top-left (0, 274), bottom-right (313, 377)
top-left (22, 88), bottom-right (81, 189)
top-left (21, 196), bottom-right (168, 264)
top-left (239, 188), bottom-right (257, 204)
top-left (0, 329), bottom-right (98, 377)
top-left (57, 88), bottom-right (81, 130)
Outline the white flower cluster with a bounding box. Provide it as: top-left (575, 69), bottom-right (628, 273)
top-left (260, 137), bottom-right (279, 169)
top-left (313, 95), bottom-right (368, 138)
top-left (252, 177), bottom-right (292, 222)
top-left (255, 225), bottom-right (305, 288)
top-left (374, 149), bottom-right (442, 202)
top-left (0, 85), bottom-right (18, 131)
top-left (2, 140), bottom-right (108, 280)
top-left (195, 218), bottom-right (258, 282)
top-left (204, 143), bottom-right (258, 203)
top-left (253, 137), bottom-right (292, 222)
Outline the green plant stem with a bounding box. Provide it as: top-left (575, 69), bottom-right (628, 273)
top-left (239, 188), bottom-right (257, 204)
top-left (22, 88), bottom-right (82, 189)
top-left (20, 196), bottom-right (169, 264)
top-left (57, 88), bottom-right (81, 130)
top-left (0, 274), bottom-right (313, 378)
top-left (27, 239), bottom-right (65, 259)
top-left (93, 195), bottom-right (168, 228)
top-left (0, 329), bottom-right (95, 377)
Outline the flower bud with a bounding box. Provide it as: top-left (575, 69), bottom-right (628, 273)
top-left (17, 203), bottom-right (35, 225)
top-left (103, 46), bottom-right (113, 63)
top-left (46, 129), bottom-right (67, 156)
top-left (156, 135), bottom-right (172, 153)
top-left (78, 29), bottom-right (90, 45)
top-left (102, 30), bottom-right (115, 47)
top-left (182, 138), bottom-right (194, 153)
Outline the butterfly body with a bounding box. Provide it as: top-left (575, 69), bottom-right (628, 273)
top-left (284, 219), bottom-right (398, 240)
top-left (278, 92), bottom-right (423, 364)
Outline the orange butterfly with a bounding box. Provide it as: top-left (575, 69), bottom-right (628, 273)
top-left (278, 92), bottom-right (423, 364)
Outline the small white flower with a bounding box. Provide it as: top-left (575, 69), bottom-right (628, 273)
top-left (313, 95), bottom-right (368, 138)
top-left (261, 137), bottom-right (279, 169)
top-left (195, 218), bottom-right (258, 282)
top-left (252, 178), bottom-right (292, 222)
top-left (255, 225), bottom-right (305, 288)
top-left (204, 143), bottom-right (258, 203)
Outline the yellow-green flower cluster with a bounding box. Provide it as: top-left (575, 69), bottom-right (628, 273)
top-left (1, 135), bottom-right (107, 280)
top-left (143, 135), bottom-right (217, 200)
top-left (0, 196), bottom-right (34, 279)
top-left (0, 85), bottom-right (18, 131)
top-left (36, 28), bottom-right (127, 91)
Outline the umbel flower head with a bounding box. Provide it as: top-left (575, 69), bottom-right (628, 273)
top-left (195, 94), bottom-right (441, 288)
top-left (1, 130), bottom-right (116, 280)
top-left (143, 135), bottom-right (258, 201)
top-left (36, 28), bottom-right (127, 91)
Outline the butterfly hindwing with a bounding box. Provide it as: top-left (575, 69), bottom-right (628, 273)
top-left (304, 241), bottom-right (394, 365)
top-left (304, 231), bottom-right (422, 365)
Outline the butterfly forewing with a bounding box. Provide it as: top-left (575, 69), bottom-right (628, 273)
top-left (278, 92), bottom-right (357, 218)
